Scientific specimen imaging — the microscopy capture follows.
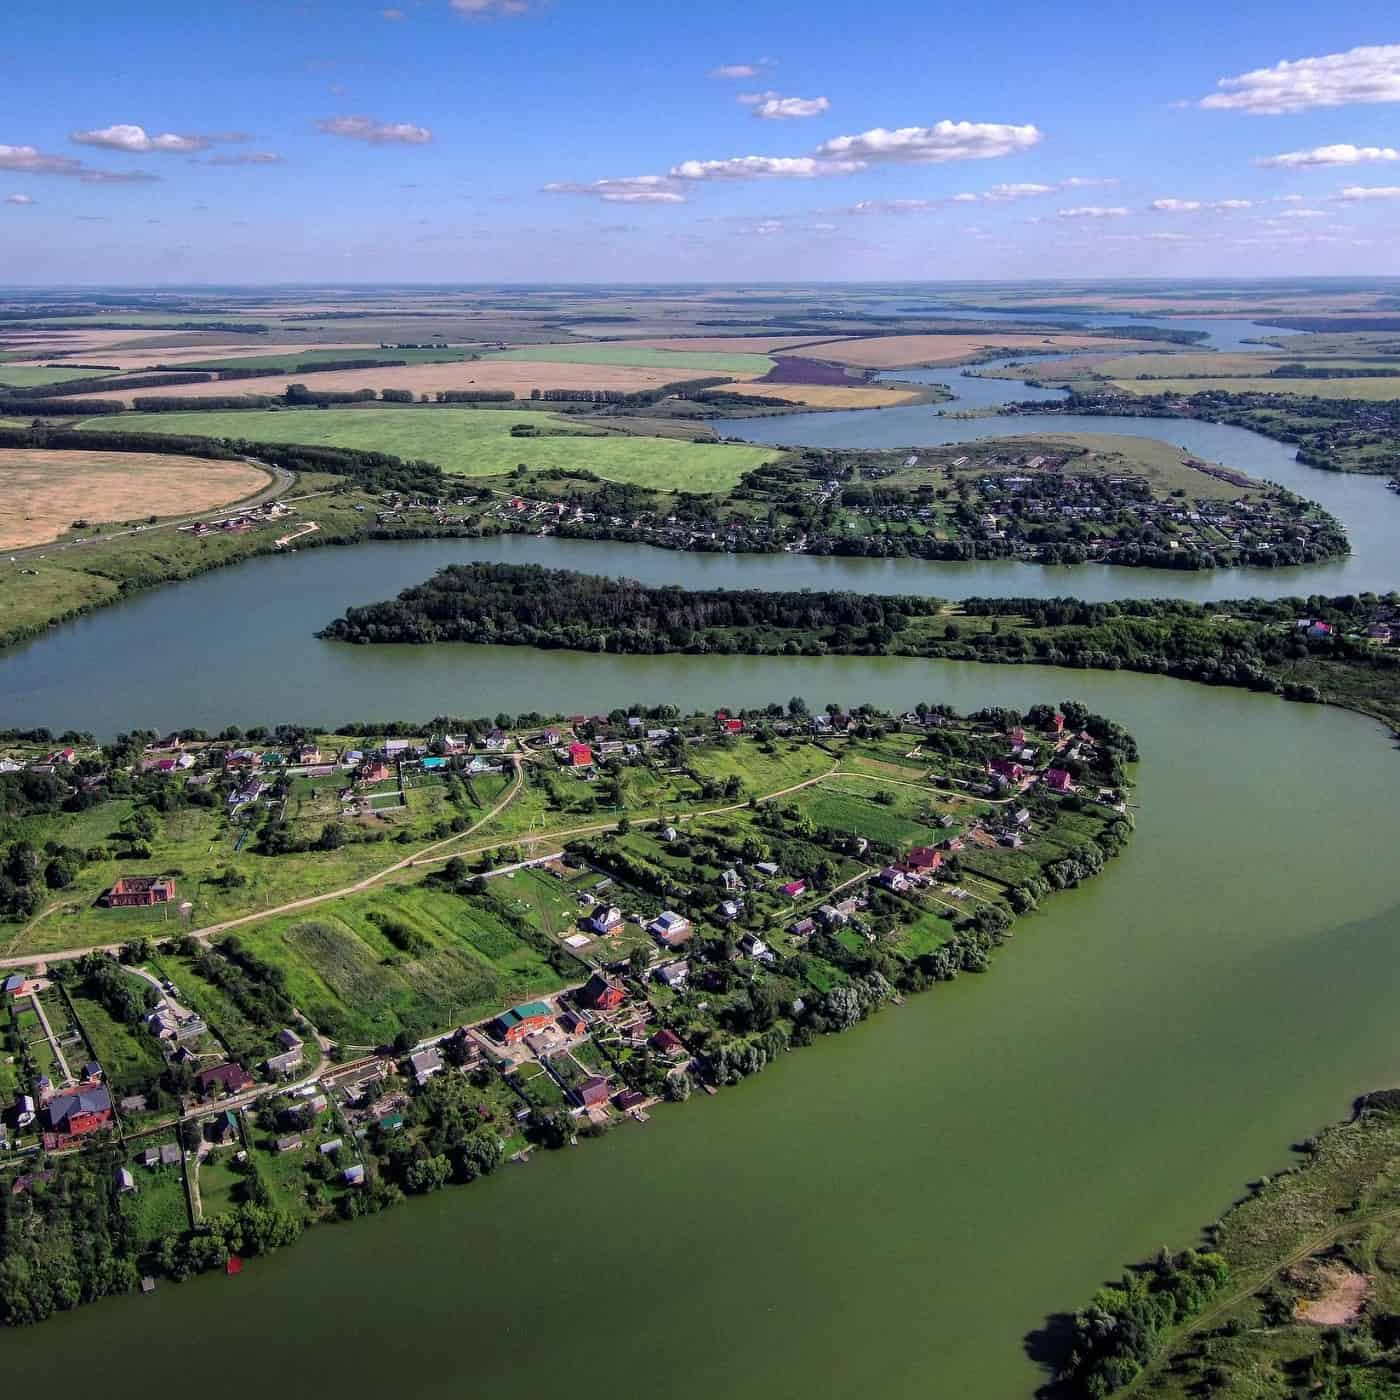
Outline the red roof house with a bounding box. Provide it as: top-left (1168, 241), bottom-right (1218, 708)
top-left (904, 846), bottom-right (942, 873)
top-left (988, 759), bottom-right (1025, 782)
top-left (1044, 768), bottom-right (1074, 793)
top-left (103, 876), bottom-right (177, 908)
top-left (576, 972), bottom-right (626, 1012)
top-left (568, 743), bottom-right (593, 768)
top-left (196, 1063), bottom-right (254, 1097)
top-left (649, 1028), bottom-right (684, 1057)
top-left (781, 880), bottom-right (807, 899)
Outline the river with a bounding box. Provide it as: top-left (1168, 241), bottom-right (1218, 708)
top-left (2, 330), bottom-right (1400, 1397)
top-left (2, 657), bottom-right (1399, 1400)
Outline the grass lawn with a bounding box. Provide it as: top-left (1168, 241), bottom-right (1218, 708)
top-left (89, 408), bottom-right (780, 491)
top-left (485, 343), bottom-right (774, 374)
top-left (67, 990), bottom-right (168, 1097)
top-left (198, 1147), bottom-right (247, 1220)
top-left (121, 1152), bottom-right (191, 1249)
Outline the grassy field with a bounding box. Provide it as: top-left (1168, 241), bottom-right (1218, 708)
top-left (68, 988), bottom-right (168, 1097)
top-left (229, 882), bottom-right (571, 1045)
top-left (120, 1149), bottom-right (192, 1249)
top-left (87, 408), bottom-right (780, 490)
top-left (1113, 375), bottom-right (1400, 401)
top-left (485, 343), bottom-right (774, 373)
top-left (0, 447), bottom-right (272, 550)
top-left (0, 365), bottom-right (116, 388)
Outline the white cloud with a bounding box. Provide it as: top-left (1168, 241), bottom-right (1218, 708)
top-left (1257, 143), bottom-right (1400, 169)
top-left (202, 152), bottom-right (284, 166)
top-left (1196, 44), bottom-right (1400, 115)
top-left (1151, 198), bottom-right (1203, 211)
top-left (543, 175), bottom-right (686, 204)
top-left (1144, 231), bottom-right (1190, 241)
top-left (1278, 207), bottom-right (1326, 217)
top-left (812, 221), bottom-right (837, 231)
top-left (952, 192), bottom-right (979, 202)
top-left (1060, 175), bottom-right (1118, 188)
top-left (70, 124), bottom-right (247, 154)
top-left (1336, 185), bottom-right (1400, 200)
top-left (711, 64), bottom-right (760, 79)
top-left (0, 143), bottom-right (83, 176)
top-left (982, 182), bottom-right (1054, 201)
top-left (1057, 206), bottom-right (1128, 218)
top-left (77, 169), bottom-right (160, 183)
top-left (315, 115), bottom-right (431, 144)
top-left (751, 220), bottom-right (784, 235)
top-left (4, 192), bottom-right (33, 205)
top-left (451, 0), bottom-right (533, 15)
top-left (1212, 198), bottom-right (1253, 209)
top-left (847, 198), bottom-right (933, 214)
top-left (738, 92), bottom-right (830, 120)
top-left (670, 154), bottom-right (861, 180)
top-left (814, 119), bottom-right (1042, 164)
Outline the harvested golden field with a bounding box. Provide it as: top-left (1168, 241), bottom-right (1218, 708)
top-left (721, 381), bottom-right (924, 409)
top-left (0, 449), bottom-right (271, 550)
top-left (1112, 376), bottom-right (1400, 401)
top-left (66, 358), bottom-right (761, 405)
top-left (791, 333), bottom-right (1140, 368)
top-left (70, 342), bottom-right (381, 371)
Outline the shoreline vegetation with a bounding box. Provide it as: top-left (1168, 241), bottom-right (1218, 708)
top-left (318, 563), bottom-right (1400, 736)
top-left (1038, 1090), bottom-right (1400, 1399)
top-left (0, 700), bottom-right (1137, 1327)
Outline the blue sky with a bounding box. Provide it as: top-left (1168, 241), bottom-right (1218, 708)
top-left (3, 0), bottom-right (1400, 282)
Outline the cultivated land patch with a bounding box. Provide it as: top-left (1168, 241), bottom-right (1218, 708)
top-left (790, 332), bottom-right (1150, 369)
top-left (65, 358), bottom-right (738, 405)
top-left (0, 448), bottom-right (272, 550)
top-left (483, 342), bottom-right (775, 373)
top-left (87, 408), bottom-right (781, 489)
top-left (1112, 375), bottom-right (1400, 402)
top-left (632, 335), bottom-right (854, 355)
top-left (0, 365), bottom-right (116, 388)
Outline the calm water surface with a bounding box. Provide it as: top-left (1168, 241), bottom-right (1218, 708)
top-left (2, 657), bottom-right (1398, 1400)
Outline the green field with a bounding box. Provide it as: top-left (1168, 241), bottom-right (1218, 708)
top-left (0, 365), bottom-right (117, 388)
top-left (229, 882), bottom-right (570, 1045)
top-left (485, 343), bottom-right (774, 373)
top-left (87, 408), bottom-right (780, 490)
top-left (1113, 375), bottom-right (1400, 401)
top-left (185, 347), bottom-right (476, 372)
top-left (121, 1150), bottom-right (191, 1249)
top-left (68, 989), bottom-right (168, 1097)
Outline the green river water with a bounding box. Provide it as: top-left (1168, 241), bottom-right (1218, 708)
top-left (2, 654), bottom-right (1398, 1398)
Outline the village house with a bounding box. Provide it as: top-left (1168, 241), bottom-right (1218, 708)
top-left (905, 846), bottom-right (942, 875)
top-left (266, 1047), bottom-right (304, 1077)
top-left (103, 875), bottom-right (176, 908)
top-left (789, 916), bottom-right (816, 940)
top-left (781, 879), bottom-right (808, 899)
top-left (649, 1028), bottom-right (685, 1058)
top-left (410, 1048), bottom-right (444, 1086)
top-left (648, 911), bottom-right (693, 948)
top-left (160, 1142), bottom-right (181, 1167)
top-left (492, 1001), bottom-right (554, 1046)
top-left (4, 973), bottom-right (32, 999)
top-left (573, 1075), bottom-right (611, 1109)
top-left (655, 961), bottom-right (689, 990)
top-left (738, 933), bottom-right (771, 961)
top-left (485, 728), bottom-right (511, 752)
top-left (988, 759), bottom-right (1025, 784)
top-left (196, 1063), bottom-right (254, 1098)
top-left (717, 899), bottom-right (742, 922)
top-left (568, 742), bottom-right (594, 768)
top-left (115, 1166), bottom-right (137, 1194)
top-left (43, 1085), bottom-right (113, 1143)
top-left (659, 825), bottom-right (679, 843)
top-left (878, 866), bottom-right (910, 893)
top-left (576, 972), bottom-right (626, 1012)
top-left (1044, 768), bottom-right (1074, 793)
top-left (276, 1134), bottom-right (302, 1154)
top-left (558, 1007), bottom-right (588, 1037)
top-left (344, 1164), bottom-right (366, 1186)
top-left (720, 868), bottom-right (742, 892)
top-left (588, 904), bottom-right (623, 936)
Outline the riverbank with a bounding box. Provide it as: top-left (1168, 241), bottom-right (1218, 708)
top-left (1041, 1089), bottom-right (1400, 1398)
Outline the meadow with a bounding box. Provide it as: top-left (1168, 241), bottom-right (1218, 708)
top-left (91, 408), bottom-right (780, 489)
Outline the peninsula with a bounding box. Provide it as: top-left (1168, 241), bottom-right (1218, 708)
top-left (1, 699), bottom-right (1135, 1325)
